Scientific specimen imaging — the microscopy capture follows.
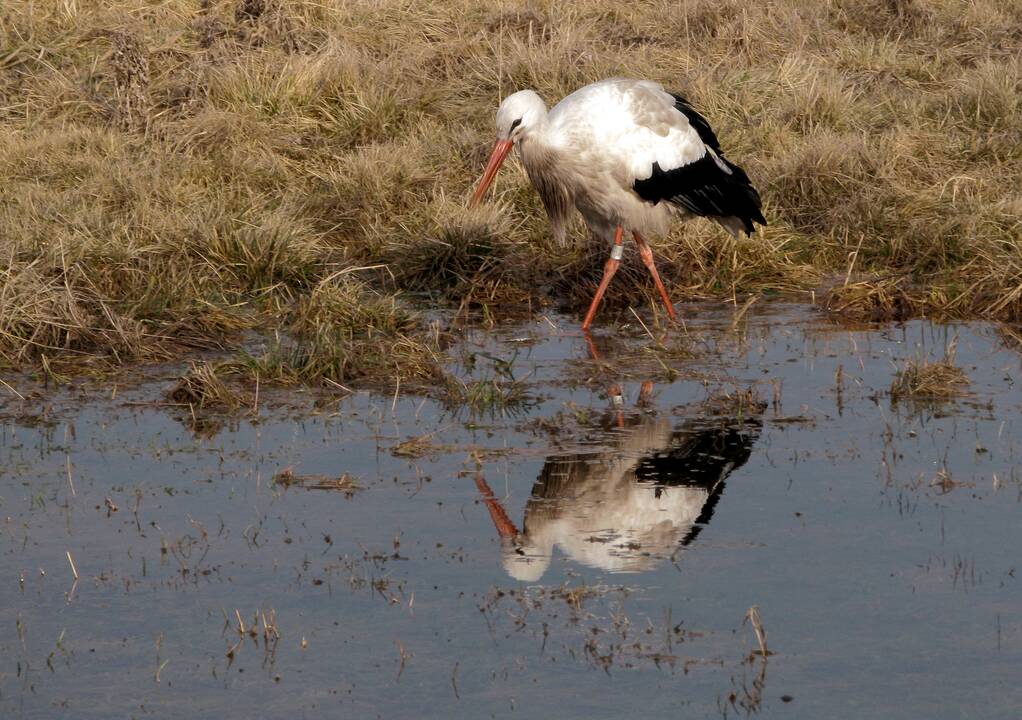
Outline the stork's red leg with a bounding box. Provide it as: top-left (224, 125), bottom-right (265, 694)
top-left (633, 232), bottom-right (677, 323)
top-left (581, 226), bottom-right (624, 331)
top-left (582, 329), bottom-right (601, 361)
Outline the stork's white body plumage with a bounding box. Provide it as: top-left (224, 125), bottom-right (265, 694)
top-left (521, 79), bottom-right (706, 242)
top-left (470, 78), bottom-right (765, 329)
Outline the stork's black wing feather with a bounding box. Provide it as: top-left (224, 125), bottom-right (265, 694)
top-left (670, 93), bottom-right (722, 153)
top-left (632, 94), bottom-right (766, 235)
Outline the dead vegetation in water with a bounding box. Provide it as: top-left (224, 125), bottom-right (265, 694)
top-left (161, 277), bottom-right (446, 431)
top-left (890, 340), bottom-right (970, 401)
top-left (701, 387), bottom-right (767, 423)
top-left (2, 0), bottom-right (1022, 382)
top-left (173, 277), bottom-right (443, 393)
top-left (168, 360), bottom-right (246, 411)
top-left (254, 276), bottom-right (446, 387)
top-left (442, 375), bottom-right (535, 418)
top-left (442, 347), bottom-right (537, 417)
top-left (479, 582), bottom-right (724, 674)
top-left (224, 607), bottom-right (281, 666)
top-left (272, 468), bottom-right (362, 495)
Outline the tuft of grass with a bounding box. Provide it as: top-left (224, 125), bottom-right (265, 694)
top-left (825, 277), bottom-right (918, 322)
top-left (168, 360), bottom-right (245, 411)
top-left (382, 200), bottom-right (523, 293)
top-left (890, 341), bottom-right (970, 401)
top-left (233, 276), bottom-right (446, 388)
top-left (110, 30), bottom-right (151, 131)
top-left (442, 376), bottom-right (534, 418)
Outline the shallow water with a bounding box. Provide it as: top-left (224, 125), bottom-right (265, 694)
top-left (1, 303), bottom-right (1021, 719)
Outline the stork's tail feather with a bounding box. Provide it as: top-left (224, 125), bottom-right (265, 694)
top-left (633, 155), bottom-right (766, 236)
top-left (712, 159), bottom-right (766, 237)
top-left (717, 157), bottom-right (767, 236)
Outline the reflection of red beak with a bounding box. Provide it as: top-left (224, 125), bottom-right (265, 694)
top-left (473, 473), bottom-right (520, 539)
top-left (468, 139), bottom-right (513, 207)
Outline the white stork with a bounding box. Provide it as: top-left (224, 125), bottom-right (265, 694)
top-left (469, 78), bottom-right (766, 330)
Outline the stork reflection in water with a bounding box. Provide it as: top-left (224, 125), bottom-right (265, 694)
top-left (475, 386), bottom-right (764, 582)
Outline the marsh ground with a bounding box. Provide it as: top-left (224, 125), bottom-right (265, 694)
top-left (2, 0), bottom-right (1022, 387)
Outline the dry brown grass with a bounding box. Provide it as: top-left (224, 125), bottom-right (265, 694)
top-left (2, 0), bottom-right (1021, 382)
top-left (196, 276), bottom-right (443, 389)
top-left (890, 340), bottom-right (970, 401)
top-left (272, 468), bottom-right (362, 495)
top-left (168, 360), bottom-right (245, 410)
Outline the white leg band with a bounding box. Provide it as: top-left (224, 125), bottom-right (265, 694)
top-left (610, 244), bottom-right (624, 261)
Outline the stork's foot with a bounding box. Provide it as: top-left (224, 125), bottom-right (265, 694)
top-left (633, 232), bottom-right (677, 323)
top-left (608, 381), bottom-right (626, 428)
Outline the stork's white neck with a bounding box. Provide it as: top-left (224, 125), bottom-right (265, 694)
top-left (516, 128), bottom-right (574, 247)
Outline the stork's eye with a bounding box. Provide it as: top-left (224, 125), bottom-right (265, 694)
top-left (509, 118), bottom-right (522, 132)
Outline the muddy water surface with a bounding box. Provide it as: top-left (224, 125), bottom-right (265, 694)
top-left (1, 304), bottom-right (1020, 718)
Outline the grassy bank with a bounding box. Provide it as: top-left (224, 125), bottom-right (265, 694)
top-left (1, 0), bottom-right (1021, 386)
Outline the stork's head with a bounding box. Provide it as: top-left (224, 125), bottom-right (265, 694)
top-left (495, 89), bottom-right (545, 141)
top-left (469, 89), bottom-right (547, 207)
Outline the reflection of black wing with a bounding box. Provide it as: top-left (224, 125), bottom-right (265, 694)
top-left (634, 414), bottom-right (762, 546)
top-left (634, 418), bottom-right (760, 488)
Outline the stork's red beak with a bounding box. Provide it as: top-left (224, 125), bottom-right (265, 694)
top-left (469, 139), bottom-right (513, 207)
